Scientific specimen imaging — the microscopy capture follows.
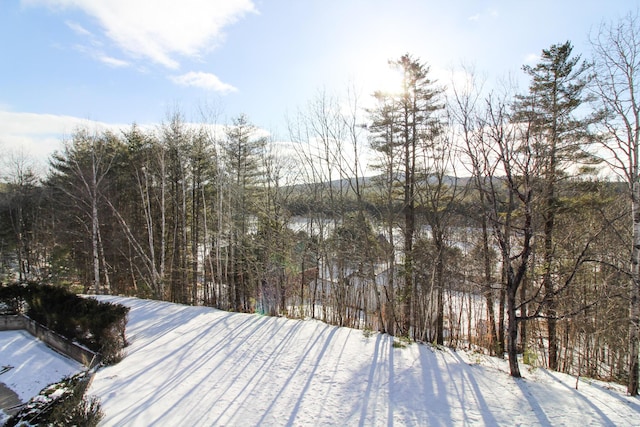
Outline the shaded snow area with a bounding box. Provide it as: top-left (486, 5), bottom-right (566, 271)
top-left (0, 330), bottom-right (83, 404)
top-left (85, 296), bottom-right (639, 426)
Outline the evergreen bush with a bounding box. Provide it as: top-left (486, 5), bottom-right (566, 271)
top-left (0, 283), bottom-right (129, 364)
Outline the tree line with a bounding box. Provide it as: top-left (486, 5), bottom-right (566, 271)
top-left (1, 12), bottom-right (640, 394)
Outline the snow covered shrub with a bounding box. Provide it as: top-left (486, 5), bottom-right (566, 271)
top-left (5, 371), bottom-right (103, 427)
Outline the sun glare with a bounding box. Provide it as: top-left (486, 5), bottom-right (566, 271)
top-left (369, 65), bottom-right (404, 96)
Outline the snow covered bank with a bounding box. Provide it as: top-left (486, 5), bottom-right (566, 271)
top-left (88, 296), bottom-right (640, 426)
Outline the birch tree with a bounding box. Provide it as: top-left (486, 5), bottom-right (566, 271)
top-left (414, 118), bottom-right (461, 345)
top-left (49, 128), bottom-right (116, 294)
top-left (451, 70), bottom-right (502, 355)
top-left (120, 125), bottom-right (167, 298)
top-left (591, 11), bottom-right (640, 395)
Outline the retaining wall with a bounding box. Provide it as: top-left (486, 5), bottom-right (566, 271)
top-left (0, 315), bottom-right (99, 369)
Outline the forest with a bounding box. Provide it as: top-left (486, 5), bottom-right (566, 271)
top-left (1, 13), bottom-right (640, 396)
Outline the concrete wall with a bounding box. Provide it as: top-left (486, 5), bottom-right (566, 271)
top-left (0, 315), bottom-right (100, 369)
top-left (0, 315), bottom-right (26, 331)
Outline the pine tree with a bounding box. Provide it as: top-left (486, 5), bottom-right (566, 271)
top-left (368, 54), bottom-right (444, 337)
top-left (222, 114), bottom-right (266, 311)
top-left (513, 41), bottom-right (596, 371)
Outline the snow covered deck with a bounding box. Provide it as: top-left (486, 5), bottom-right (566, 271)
top-left (0, 330), bottom-right (84, 419)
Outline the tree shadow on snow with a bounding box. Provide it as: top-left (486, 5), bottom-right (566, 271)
top-left (540, 369), bottom-right (633, 424)
top-left (100, 311), bottom-right (258, 425)
top-left (253, 323), bottom-right (339, 426)
top-left (447, 350), bottom-right (500, 426)
top-left (513, 377), bottom-right (553, 426)
top-left (207, 317), bottom-right (307, 426)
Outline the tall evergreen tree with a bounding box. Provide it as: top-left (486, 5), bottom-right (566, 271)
top-left (368, 91), bottom-right (403, 336)
top-left (222, 114), bottom-right (266, 311)
top-left (513, 41), bottom-right (596, 371)
top-left (369, 54), bottom-right (444, 336)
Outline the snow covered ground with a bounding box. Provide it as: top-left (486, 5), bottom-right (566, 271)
top-left (1, 296), bottom-right (638, 425)
top-left (0, 329), bottom-right (84, 418)
top-left (80, 296), bottom-right (640, 426)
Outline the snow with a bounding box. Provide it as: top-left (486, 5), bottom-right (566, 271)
top-left (79, 296), bottom-right (640, 426)
top-left (1, 296), bottom-right (638, 425)
top-left (0, 330), bottom-right (84, 402)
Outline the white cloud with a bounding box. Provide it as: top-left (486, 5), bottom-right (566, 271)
top-left (0, 110), bottom-right (239, 167)
top-left (97, 54), bottom-right (129, 68)
top-left (467, 9), bottom-right (499, 22)
top-left (0, 110), bottom-right (126, 166)
top-left (65, 20), bottom-right (92, 37)
top-left (66, 19), bottom-right (132, 68)
top-left (26, 0), bottom-right (257, 69)
top-left (0, 111), bottom-right (106, 137)
top-left (72, 43), bottom-right (130, 68)
top-left (171, 71), bottom-right (237, 94)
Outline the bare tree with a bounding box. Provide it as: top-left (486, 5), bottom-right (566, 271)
top-left (1, 150), bottom-right (41, 282)
top-left (414, 116), bottom-right (464, 345)
top-left (289, 90), bottom-right (352, 325)
top-left (451, 68), bottom-right (502, 355)
top-left (591, 11), bottom-right (640, 395)
top-left (120, 125), bottom-right (167, 299)
top-left (471, 90), bottom-right (538, 377)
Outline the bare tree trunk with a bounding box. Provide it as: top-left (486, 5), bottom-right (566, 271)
top-left (202, 186), bottom-right (217, 306)
top-left (520, 272), bottom-right (528, 359)
top-left (159, 149), bottom-right (167, 299)
top-left (498, 286), bottom-right (506, 356)
top-left (543, 174), bottom-right (559, 370)
top-left (630, 181), bottom-right (640, 394)
top-left (90, 156), bottom-right (101, 294)
top-left (435, 234), bottom-right (445, 345)
top-left (402, 121), bottom-right (415, 337)
top-left (97, 219), bottom-right (110, 293)
top-left (507, 284), bottom-right (522, 377)
top-left (482, 216), bottom-right (499, 355)
top-left (590, 12), bottom-right (640, 394)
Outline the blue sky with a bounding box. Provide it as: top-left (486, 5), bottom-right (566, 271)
top-left (1, 0), bottom-right (639, 166)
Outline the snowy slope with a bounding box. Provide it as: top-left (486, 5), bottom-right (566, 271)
top-left (88, 296), bottom-right (640, 426)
